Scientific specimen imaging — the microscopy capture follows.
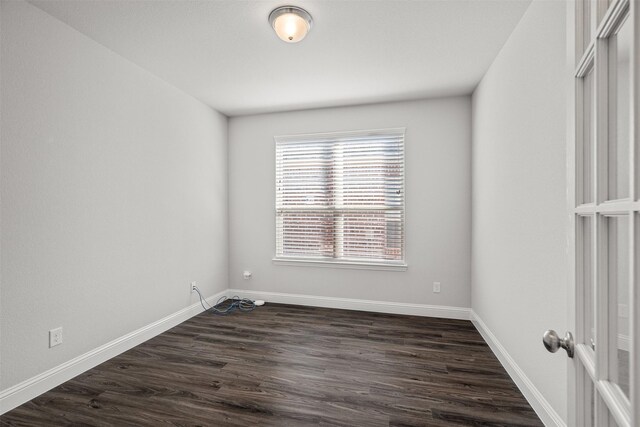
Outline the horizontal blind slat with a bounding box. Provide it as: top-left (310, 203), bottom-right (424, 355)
top-left (276, 129), bottom-right (404, 263)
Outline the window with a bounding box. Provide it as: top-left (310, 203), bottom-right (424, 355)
top-left (275, 128), bottom-right (405, 269)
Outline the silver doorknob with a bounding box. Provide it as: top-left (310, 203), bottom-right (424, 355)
top-left (543, 330), bottom-right (574, 358)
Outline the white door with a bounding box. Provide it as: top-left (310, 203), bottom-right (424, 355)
top-left (559, 0), bottom-right (638, 426)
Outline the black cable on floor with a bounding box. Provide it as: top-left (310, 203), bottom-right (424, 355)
top-left (193, 286), bottom-right (256, 315)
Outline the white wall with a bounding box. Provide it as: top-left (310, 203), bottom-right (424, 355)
top-left (471, 0), bottom-right (568, 422)
top-left (229, 98), bottom-right (471, 308)
top-left (0, 0), bottom-right (228, 390)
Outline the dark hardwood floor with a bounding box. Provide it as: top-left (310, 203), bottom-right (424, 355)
top-left (1, 304), bottom-right (542, 426)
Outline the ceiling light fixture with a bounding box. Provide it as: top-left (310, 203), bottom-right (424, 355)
top-left (268, 6), bottom-right (313, 43)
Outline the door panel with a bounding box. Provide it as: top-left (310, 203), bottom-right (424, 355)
top-left (569, 0), bottom-right (637, 425)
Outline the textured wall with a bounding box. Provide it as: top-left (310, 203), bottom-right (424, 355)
top-left (471, 0), bottom-right (568, 421)
top-left (229, 97), bottom-right (471, 308)
top-left (0, 0), bottom-right (228, 389)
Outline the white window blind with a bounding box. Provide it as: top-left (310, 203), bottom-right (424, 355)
top-left (275, 128), bottom-right (405, 267)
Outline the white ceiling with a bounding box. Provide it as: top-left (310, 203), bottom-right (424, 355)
top-left (29, 0), bottom-right (532, 116)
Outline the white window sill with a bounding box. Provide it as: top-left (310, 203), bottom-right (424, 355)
top-left (272, 257), bottom-right (408, 271)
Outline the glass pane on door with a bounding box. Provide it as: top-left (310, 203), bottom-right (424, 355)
top-left (581, 66), bottom-right (595, 204)
top-left (607, 215), bottom-right (630, 399)
top-left (597, 0), bottom-right (612, 25)
top-left (579, 0), bottom-right (593, 59)
top-left (580, 215), bottom-right (596, 349)
top-left (580, 365), bottom-right (596, 427)
top-left (608, 16), bottom-right (631, 200)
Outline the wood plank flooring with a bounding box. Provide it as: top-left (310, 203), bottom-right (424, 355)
top-left (1, 304), bottom-right (542, 426)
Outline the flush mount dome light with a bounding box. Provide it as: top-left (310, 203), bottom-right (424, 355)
top-left (269, 6), bottom-right (313, 43)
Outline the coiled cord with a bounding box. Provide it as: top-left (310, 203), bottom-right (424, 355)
top-left (193, 286), bottom-right (256, 315)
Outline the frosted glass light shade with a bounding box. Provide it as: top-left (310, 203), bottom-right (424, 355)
top-left (269, 6), bottom-right (313, 43)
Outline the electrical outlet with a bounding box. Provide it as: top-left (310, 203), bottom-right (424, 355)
top-left (433, 282), bottom-right (441, 293)
top-left (49, 327), bottom-right (63, 348)
top-left (191, 281), bottom-right (197, 293)
top-left (243, 271), bottom-right (252, 280)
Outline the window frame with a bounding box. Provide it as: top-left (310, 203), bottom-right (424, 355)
top-left (273, 128), bottom-right (407, 271)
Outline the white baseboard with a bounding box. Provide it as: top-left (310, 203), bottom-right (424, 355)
top-left (229, 288), bottom-right (471, 320)
top-left (471, 310), bottom-right (566, 427)
top-left (0, 289), bottom-right (228, 415)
